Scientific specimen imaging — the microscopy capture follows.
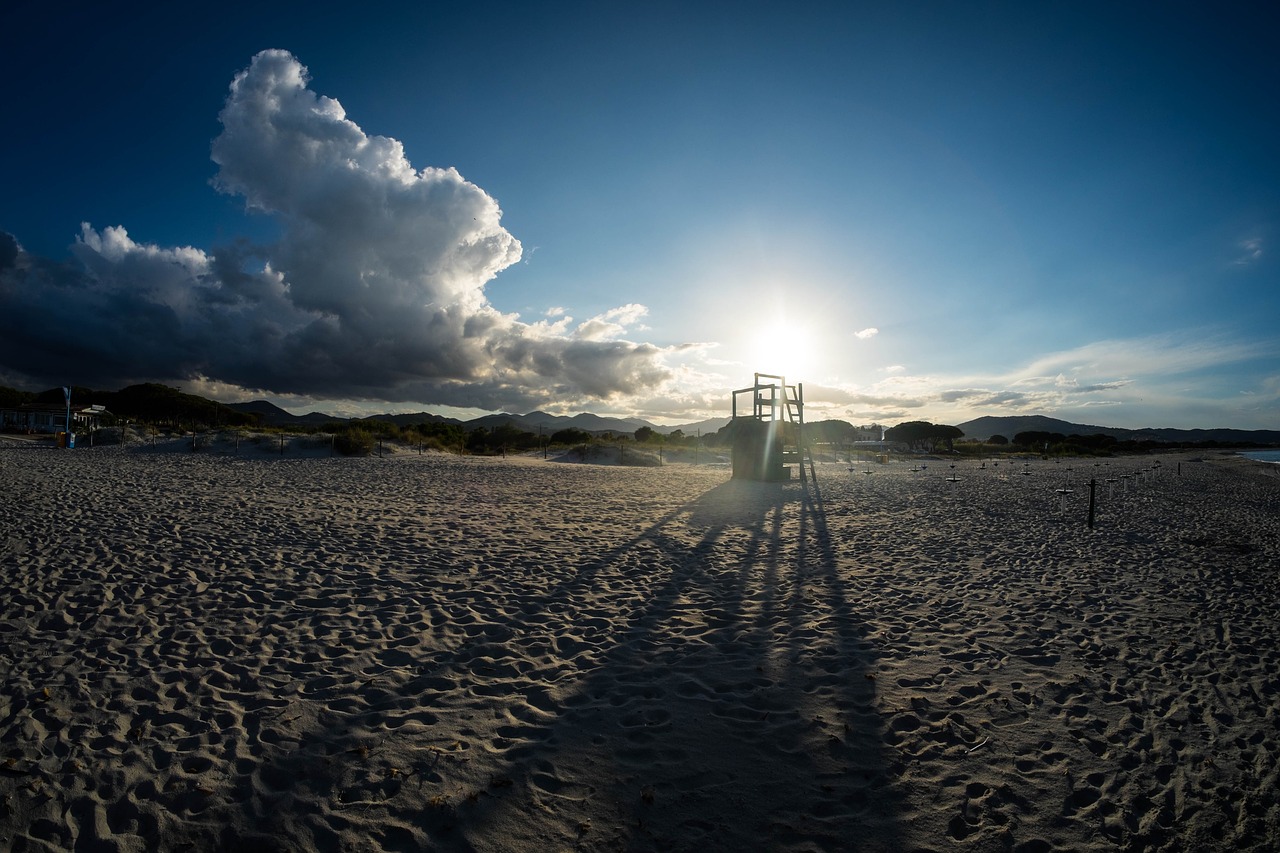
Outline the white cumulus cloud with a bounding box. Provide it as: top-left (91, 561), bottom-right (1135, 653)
top-left (0, 50), bottom-right (671, 410)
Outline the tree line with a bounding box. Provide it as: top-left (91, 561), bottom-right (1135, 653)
top-left (9, 384), bottom-right (1261, 456)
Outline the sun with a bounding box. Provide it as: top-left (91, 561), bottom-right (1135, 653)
top-left (746, 321), bottom-right (818, 382)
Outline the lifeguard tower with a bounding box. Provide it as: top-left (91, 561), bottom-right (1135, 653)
top-left (729, 373), bottom-right (815, 483)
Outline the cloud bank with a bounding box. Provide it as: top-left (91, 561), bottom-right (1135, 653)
top-left (0, 50), bottom-right (669, 410)
top-left (807, 331), bottom-right (1277, 428)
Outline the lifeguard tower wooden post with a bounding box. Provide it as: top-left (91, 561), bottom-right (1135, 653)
top-left (730, 373), bottom-right (815, 483)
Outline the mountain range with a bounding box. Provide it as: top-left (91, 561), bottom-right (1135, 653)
top-left (227, 401), bottom-right (1280, 446)
top-left (955, 415), bottom-right (1280, 446)
top-left (226, 400), bottom-right (732, 437)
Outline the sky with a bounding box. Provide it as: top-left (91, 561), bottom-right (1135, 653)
top-left (2, 1), bottom-right (1277, 430)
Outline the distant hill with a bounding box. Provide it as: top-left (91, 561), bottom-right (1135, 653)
top-left (957, 415), bottom-right (1280, 446)
top-left (1120, 426), bottom-right (1280, 445)
top-left (463, 411), bottom-right (653, 436)
top-left (227, 402), bottom-right (712, 436)
top-left (359, 411), bottom-right (461, 428)
top-left (92, 383), bottom-right (257, 426)
top-left (227, 400), bottom-right (338, 427)
top-left (957, 416), bottom-right (1118, 441)
top-left (229, 401), bottom-right (462, 429)
top-left (662, 416), bottom-right (732, 436)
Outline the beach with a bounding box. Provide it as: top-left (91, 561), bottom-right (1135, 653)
top-left (1, 442), bottom-right (1277, 851)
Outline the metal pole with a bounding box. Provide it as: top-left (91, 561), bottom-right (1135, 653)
top-left (1087, 478), bottom-right (1097, 529)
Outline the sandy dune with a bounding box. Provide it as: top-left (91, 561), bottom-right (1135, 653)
top-left (1, 444), bottom-right (1277, 851)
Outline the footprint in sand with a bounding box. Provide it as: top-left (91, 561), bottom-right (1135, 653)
top-left (530, 771), bottom-right (594, 801)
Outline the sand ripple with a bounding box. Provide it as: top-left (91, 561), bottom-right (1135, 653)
top-left (1, 447), bottom-right (1277, 850)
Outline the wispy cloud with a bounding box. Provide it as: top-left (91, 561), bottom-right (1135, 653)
top-left (855, 327), bottom-right (879, 339)
top-left (797, 330), bottom-right (1276, 428)
top-left (1011, 333), bottom-right (1267, 382)
top-left (1232, 236), bottom-right (1263, 266)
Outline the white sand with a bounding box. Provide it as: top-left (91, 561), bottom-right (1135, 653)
top-left (1, 445), bottom-right (1277, 851)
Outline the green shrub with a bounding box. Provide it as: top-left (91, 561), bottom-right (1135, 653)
top-left (335, 428), bottom-right (376, 456)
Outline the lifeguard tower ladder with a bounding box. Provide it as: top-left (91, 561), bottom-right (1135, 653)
top-left (730, 373), bottom-right (816, 483)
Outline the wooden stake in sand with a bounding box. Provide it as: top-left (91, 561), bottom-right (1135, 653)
top-left (1088, 478), bottom-right (1097, 528)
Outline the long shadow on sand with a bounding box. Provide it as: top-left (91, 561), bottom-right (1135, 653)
top-left (234, 474), bottom-right (904, 852)
top-left (455, 475), bottom-right (900, 850)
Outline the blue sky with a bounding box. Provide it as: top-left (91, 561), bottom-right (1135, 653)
top-left (2, 1), bottom-right (1276, 429)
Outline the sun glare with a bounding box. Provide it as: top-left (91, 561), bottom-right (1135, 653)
top-left (746, 322), bottom-right (818, 382)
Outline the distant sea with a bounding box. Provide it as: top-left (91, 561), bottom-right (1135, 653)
top-left (1238, 450), bottom-right (1280, 464)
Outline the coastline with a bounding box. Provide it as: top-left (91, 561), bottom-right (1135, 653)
top-left (1, 445), bottom-right (1277, 850)
top-left (1237, 449), bottom-right (1280, 465)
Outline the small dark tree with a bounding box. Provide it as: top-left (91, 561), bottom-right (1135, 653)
top-left (634, 425), bottom-right (655, 443)
top-left (885, 421), bottom-right (931, 446)
top-left (1079, 433), bottom-right (1118, 451)
top-left (1014, 431), bottom-right (1067, 450)
top-left (466, 427), bottom-right (491, 453)
top-left (808, 419), bottom-right (859, 444)
top-left (550, 427), bottom-right (592, 445)
top-left (935, 424), bottom-right (963, 451)
top-left (335, 427), bottom-right (375, 456)
top-left (414, 421), bottom-right (466, 450)
top-left (986, 434), bottom-right (1009, 445)
top-left (885, 420), bottom-right (964, 452)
